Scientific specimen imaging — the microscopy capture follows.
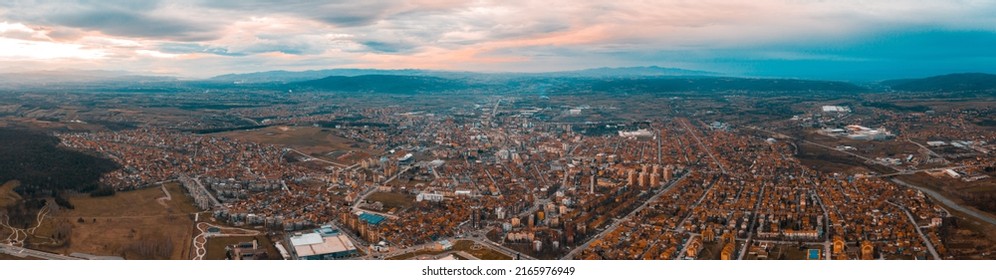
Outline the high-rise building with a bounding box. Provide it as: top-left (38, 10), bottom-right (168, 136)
top-left (720, 242), bottom-right (736, 260)
top-left (861, 240), bottom-right (875, 260)
top-left (833, 236), bottom-right (845, 256)
top-left (588, 174), bottom-right (595, 193)
top-left (628, 169), bottom-right (638, 186)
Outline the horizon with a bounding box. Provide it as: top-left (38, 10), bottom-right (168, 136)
top-left (2, 65), bottom-right (994, 84)
top-left (1, 1), bottom-right (996, 80)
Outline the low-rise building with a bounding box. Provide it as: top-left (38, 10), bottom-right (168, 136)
top-left (288, 230), bottom-right (358, 260)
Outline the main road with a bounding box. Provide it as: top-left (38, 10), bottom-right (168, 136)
top-left (680, 119), bottom-right (728, 174)
top-left (887, 201), bottom-right (941, 260)
top-left (890, 178), bottom-right (996, 226)
top-left (746, 126), bottom-right (996, 228)
top-left (0, 243), bottom-right (79, 260)
top-left (804, 139), bottom-right (996, 226)
top-left (561, 172), bottom-right (689, 260)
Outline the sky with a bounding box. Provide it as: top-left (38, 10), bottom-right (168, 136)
top-left (1, 0), bottom-right (995, 80)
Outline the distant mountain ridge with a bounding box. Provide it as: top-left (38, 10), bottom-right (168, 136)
top-left (288, 74), bottom-right (864, 94)
top-left (882, 73), bottom-right (996, 92)
top-left (577, 77), bottom-right (864, 93)
top-left (209, 66), bottom-right (717, 84)
top-left (293, 75), bottom-right (470, 94)
top-left (7, 67), bottom-right (995, 95)
top-left (210, 69), bottom-right (447, 83)
top-left (542, 66), bottom-right (717, 77)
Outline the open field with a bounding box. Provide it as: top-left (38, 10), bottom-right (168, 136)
top-left (364, 191), bottom-right (415, 212)
top-left (897, 173), bottom-right (996, 216)
top-left (696, 241), bottom-right (725, 260)
top-left (37, 182), bottom-right (199, 259)
top-left (212, 125), bottom-right (375, 164)
top-left (943, 216), bottom-right (996, 260)
top-left (65, 182), bottom-right (200, 217)
top-left (204, 235), bottom-right (281, 260)
top-left (796, 141), bottom-right (893, 174)
top-left (0, 180), bottom-right (21, 208)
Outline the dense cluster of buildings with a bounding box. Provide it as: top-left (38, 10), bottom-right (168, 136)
top-left (51, 97), bottom-right (988, 260)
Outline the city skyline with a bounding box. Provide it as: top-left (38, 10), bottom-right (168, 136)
top-left (1, 0), bottom-right (996, 80)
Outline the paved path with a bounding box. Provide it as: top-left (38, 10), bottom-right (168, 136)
top-left (155, 183), bottom-right (173, 207)
top-left (191, 222), bottom-right (261, 260)
top-left (289, 149), bottom-right (347, 168)
top-left (1, 205), bottom-right (50, 246)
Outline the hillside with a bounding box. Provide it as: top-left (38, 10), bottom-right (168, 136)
top-left (210, 66), bottom-right (715, 83)
top-left (293, 75), bottom-right (471, 94)
top-left (559, 77), bottom-right (865, 94)
top-left (0, 128), bottom-right (119, 195)
top-left (882, 73), bottom-right (996, 92)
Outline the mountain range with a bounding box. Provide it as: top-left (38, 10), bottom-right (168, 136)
top-left (2, 67), bottom-right (995, 94)
top-left (882, 73), bottom-right (996, 92)
top-left (210, 66), bottom-right (718, 84)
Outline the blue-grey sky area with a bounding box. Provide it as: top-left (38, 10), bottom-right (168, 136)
top-left (1, 0), bottom-right (994, 80)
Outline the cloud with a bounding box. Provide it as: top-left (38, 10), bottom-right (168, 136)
top-left (360, 40), bottom-right (417, 53)
top-left (52, 9), bottom-right (216, 41)
top-left (0, 37), bottom-right (105, 60)
top-left (1, 0), bottom-right (221, 41)
top-left (0, 0), bottom-right (995, 78)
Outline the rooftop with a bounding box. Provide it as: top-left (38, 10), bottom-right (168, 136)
top-left (290, 232), bottom-right (356, 257)
top-left (359, 213), bottom-right (387, 225)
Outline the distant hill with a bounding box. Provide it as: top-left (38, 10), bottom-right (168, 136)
top-left (293, 75), bottom-right (471, 94)
top-left (882, 73), bottom-right (996, 92)
top-left (290, 74), bottom-right (865, 95)
top-left (567, 77), bottom-right (865, 94)
top-left (543, 66), bottom-right (717, 78)
top-left (0, 128), bottom-right (118, 194)
top-left (210, 69), bottom-right (450, 83)
top-left (210, 66), bottom-right (716, 84)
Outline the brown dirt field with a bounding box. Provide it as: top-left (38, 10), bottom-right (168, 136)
top-left (795, 142), bottom-right (881, 174)
top-left (65, 182), bottom-right (199, 217)
top-left (697, 241), bottom-right (725, 260)
top-left (212, 126), bottom-right (375, 164)
top-left (38, 182), bottom-right (200, 259)
top-left (897, 174), bottom-right (996, 216)
top-left (365, 192), bottom-right (415, 211)
top-left (0, 180), bottom-right (22, 209)
top-left (944, 216), bottom-right (996, 260)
